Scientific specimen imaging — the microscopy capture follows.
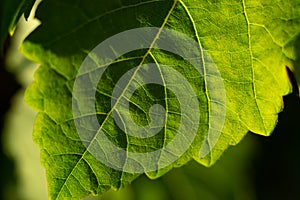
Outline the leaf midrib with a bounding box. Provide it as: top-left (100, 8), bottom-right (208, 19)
top-left (242, 0), bottom-right (267, 133)
top-left (55, 0), bottom-right (178, 199)
top-left (178, 0), bottom-right (213, 161)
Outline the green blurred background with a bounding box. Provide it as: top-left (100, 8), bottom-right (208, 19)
top-left (0, 2), bottom-right (300, 200)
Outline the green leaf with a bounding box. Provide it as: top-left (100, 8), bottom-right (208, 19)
top-left (0, 0), bottom-right (36, 49)
top-left (22, 0), bottom-right (300, 199)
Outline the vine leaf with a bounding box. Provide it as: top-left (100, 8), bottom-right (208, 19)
top-left (22, 0), bottom-right (300, 199)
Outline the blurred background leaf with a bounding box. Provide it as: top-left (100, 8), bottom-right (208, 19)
top-left (0, 0), bottom-right (36, 51)
top-left (1, 1), bottom-right (43, 199)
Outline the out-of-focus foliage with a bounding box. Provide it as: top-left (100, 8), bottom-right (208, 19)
top-left (0, 0), bottom-right (35, 50)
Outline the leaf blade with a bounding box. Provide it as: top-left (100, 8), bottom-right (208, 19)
top-left (22, 0), bottom-right (300, 199)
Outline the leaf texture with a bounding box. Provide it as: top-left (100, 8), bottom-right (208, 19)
top-left (22, 0), bottom-right (300, 199)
